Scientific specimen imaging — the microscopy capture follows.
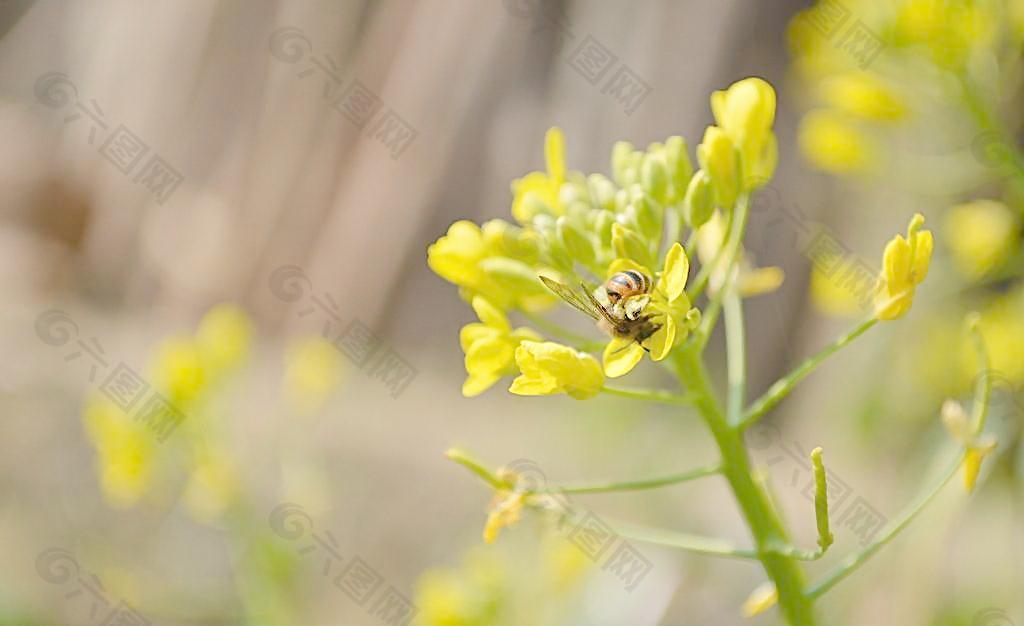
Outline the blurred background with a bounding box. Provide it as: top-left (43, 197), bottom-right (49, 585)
top-left (0, 0), bottom-right (1021, 624)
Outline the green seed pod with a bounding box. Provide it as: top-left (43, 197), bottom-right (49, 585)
top-left (683, 169), bottom-right (715, 228)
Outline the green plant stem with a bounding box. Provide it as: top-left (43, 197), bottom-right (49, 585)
top-left (596, 515), bottom-right (759, 560)
top-left (807, 452), bottom-right (962, 599)
top-left (446, 447), bottom-right (721, 495)
top-left (551, 463), bottom-right (722, 494)
top-left (686, 204), bottom-right (736, 302)
top-left (601, 385), bottom-right (693, 406)
top-left (691, 194), bottom-right (750, 352)
top-left (740, 317), bottom-right (878, 429)
top-left (725, 290), bottom-right (746, 423)
top-left (675, 349), bottom-right (818, 625)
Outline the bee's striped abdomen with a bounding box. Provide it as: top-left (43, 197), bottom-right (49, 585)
top-left (605, 270), bottom-right (650, 304)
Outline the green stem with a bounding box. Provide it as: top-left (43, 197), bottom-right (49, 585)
top-left (445, 448), bottom-right (511, 490)
top-left (552, 463), bottom-right (722, 494)
top-left (676, 349), bottom-right (818, 625)
top-left (686, 204), bottom-right (736, 302)
top-left (597, 515), bottom-right (759, 560)
top-left (692, 194), bottom-right (750, 351)
top-left (601, 385), bottom-right (693, 406)
top-left (740, 317), bottom-right (877, 429)
top-left (725, 289), bottom-right (746, 423)
top-left (807, 452), bottom-right (962, 599)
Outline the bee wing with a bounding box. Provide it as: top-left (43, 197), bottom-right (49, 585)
top-left (539, 275), bottom-right (601, 321)
top-left (579, 282), bottom-right (624, 328)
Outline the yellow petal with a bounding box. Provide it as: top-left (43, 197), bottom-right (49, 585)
top-left (644, 316), bottom-right (677, 361)
top-left (459, 323), bottom-right (495, 353)
top-left (607, 258), bottom-right (652, 280)
top-left (463, 372), bottom-right (501, 397)
top-left (742, 581), bottom-right (778, 617)
top-left (739, 266), bottom-right (785, 297)
top-left (603, 338), bottom-right (645, 378)
top-left (465, 338), bottom-right (515, 379)
top-left (659, 242), bottom-right (689, 301)
top-left (471, 296), bottom-right (510, 331)
top-left (911, 229), bottom-right (933, 284)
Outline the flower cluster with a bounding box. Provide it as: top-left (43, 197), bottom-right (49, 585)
top-left (428, 78), bottom-right (784, 399)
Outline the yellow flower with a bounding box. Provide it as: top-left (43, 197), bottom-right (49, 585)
top-left (195, 304), bottom-right (252, 377)
top-left (152, 337), bottom-right (206, 405)
top-left (83, 396), bottom-right (153, 507)
top-left (509, 341), bottom-right (604, 399)
top-left (944, 200), bottom-right (1019, 278)
top-left (482, 488), bottom-right (525, 544)
top-left (511, 127), bottom-right (566, 223)
top-left (710, 77), bottom-right (778, 183)
top-left (697, 126), bottom-right (740, 208)
top-left (941, 399), bottom-right (997, 493)
top-left (874, 213), bottom-right (933, 320)
top-left (428, 220), bottom-right (554, 312)
top-left (742, 581), bottom-right (778, 617)
top-left (182, 445), bottom-right (238, 523)
top-left (460, 296), bottom-right (541, 397)
top-left (283, 336), bottom-right (344, 413)
top-left (799, 109), bottom-right (876, 174)
top-left (696, 211), bottom-right (785, 298)
top-left (602, 243), bottom-right (702, 377)
top-left (810, 266), bottom-right (865, 318)
top-left (818, 72), bottom-right (906, 122)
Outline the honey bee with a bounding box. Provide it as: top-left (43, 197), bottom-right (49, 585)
top-left (539, 273), bottom-right (659, 347)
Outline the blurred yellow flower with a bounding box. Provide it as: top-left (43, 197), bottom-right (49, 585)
top-left (461, 296), bottom-right (541, 397)
top-left (511, 127), bottom-right (566, 223)
top-left (941, 399), bottom-right (997, 493)
top-left (742, 581), bottom-right (778, 617)
top-left (509, 341), bottom-right (604, 399)
top-left (799, 110), bottom-right (876, 174)
top-left (83, 396), bottom-right (153, 507)
top-left (195, 303), bottom-right (252, 377)
top-left (874, 213), bottom-right (933, 320)
top-left (810, 265), bottom-right (866, 318)
top-left (696, 211), bottom-right (785, 298)
top-left (542, 536), bottom-right (592, 593)
top-left (182, 446), bottom-right (238, 523)
top-left (483, 489), bottom-right (525, 544)
top-left (152, 337), bottom-right (206, 405)
top-left (818, 72), bottom-right (907, 122)
top-left (283, 336), bottom-right (344, 413)
top-left (944, 200), bottom-right (1019, 278)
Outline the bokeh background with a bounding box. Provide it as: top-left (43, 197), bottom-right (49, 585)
top-left (0, 0), bottom-right (1021, 624)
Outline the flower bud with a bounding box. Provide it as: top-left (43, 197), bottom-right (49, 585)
top-left (612, 141), bottom-right (636, 187)
top-left (628, 187), bottom-right (663, 243)
top-left (611, 222), bottom-right (653, 266)
top-left (587, 174), bottom-right (617, 211)
top-left (683, 170), bottom-right (715, 228)
top-left (641, 151), bottom-right (670, 205)
top-left (557, 216), bottom-right (595, 265)
top-left (697, 126), bottom-right (740, 209)
top-left (663, 135), bottom-right (693, 201)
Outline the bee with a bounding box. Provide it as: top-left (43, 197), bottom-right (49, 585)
top-left (539, 273), bottom-right (659, 347)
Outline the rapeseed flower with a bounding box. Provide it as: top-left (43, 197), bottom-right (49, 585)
top-left (510, 341), bottom-right (604, 399)
top-left (461, 296), bottom-right (541, 397)
top-left (875, 213), bottom-right (933, 320)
